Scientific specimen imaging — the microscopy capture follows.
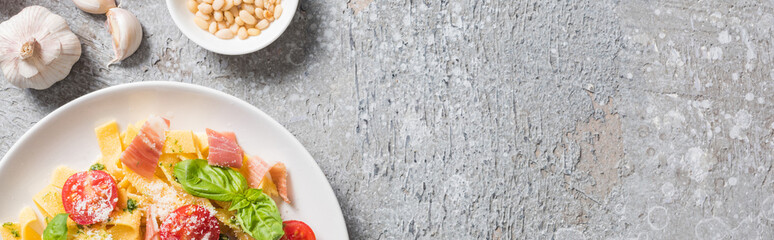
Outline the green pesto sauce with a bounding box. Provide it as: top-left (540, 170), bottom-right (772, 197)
top-left (3, 223), bottom-right (19, 238)
top-left (126, 198), bottom-right (138, 213)
top-left (89, 163), bottom-right (105, 171)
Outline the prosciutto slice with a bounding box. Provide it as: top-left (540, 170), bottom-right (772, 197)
top-left (206, 128), bottom-right (243, 168)
top-left (245, 155), bottom-right (290, 203)
top-left (144, 206), bottom-right (160, 240)
top-left (245, 155), bottom-right (272, 188)
top-left (269, 162), bottom-right (289, 203)
top-left (120, 115), bottom-right (169, 178)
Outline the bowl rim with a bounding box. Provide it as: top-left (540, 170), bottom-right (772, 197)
top-left (165, 0), bottom-right (299, 55)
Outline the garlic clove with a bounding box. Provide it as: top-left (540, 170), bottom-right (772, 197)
top-left (72, 0), bottom-right (117, 14)
top-left (38, 38), bottom-right (63, 65)
top-left (17, 59), bottom-right (40, 78)
top-left (0, 6), bottom-right (82, 89)
top-left (106, 8), bottom-right (143, 66)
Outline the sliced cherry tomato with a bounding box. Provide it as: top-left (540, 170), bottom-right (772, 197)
top-left (281, 220), bottom-right (316, 240)
top-left (159, 205), bottom-right (220, 240)
top-left (61, 170), bottom-right (119, 225)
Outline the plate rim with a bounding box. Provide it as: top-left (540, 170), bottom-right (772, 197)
top-left (0, 81), bottom-right (349, 239)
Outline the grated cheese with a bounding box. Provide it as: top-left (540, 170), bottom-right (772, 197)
top-left (145, 181), bottom-right (182, 219)
top-left (76, 229), bottom-right (113, 240)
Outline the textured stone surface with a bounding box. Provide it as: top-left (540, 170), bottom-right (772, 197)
top-left (2, 0), bottom-right (774, 239)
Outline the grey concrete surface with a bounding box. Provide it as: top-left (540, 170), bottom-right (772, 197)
top-left (2, 0), bottom-right (774, 239)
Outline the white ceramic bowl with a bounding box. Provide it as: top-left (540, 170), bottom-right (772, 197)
top-left (166, 0), bottom-right (298, 55)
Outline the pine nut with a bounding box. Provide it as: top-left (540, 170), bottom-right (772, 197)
top-left (208, 21), bottom-right (218, 34)
top-left (194, 17), bottom-right (209, 30)
top-left (224, 11), bottom-right (235, 24)
top-left (215, 29), bottom-right (235, 39)
top-left (238, 27), bottom-right (248, 39)
top-left (242, 4), bottom-right (255, 13)
top-left (187, 0), bottom-right (199, 13)
top-left (196, 11), bottom-right (211, 20)
top-left (256, 19), bottom-right (269, 30)
top-left (198, 3), bottom-right (213, 14)
top-left (274, 5), bottom-right (282, 18)
top-left (189, 0), bottom-right (273, 40)
top-left (239, 10), bottom-right (257, 25)
top-left (213, 11), bottom-right (223, 21)
top-left (212, 0), bottom-right (224, 10)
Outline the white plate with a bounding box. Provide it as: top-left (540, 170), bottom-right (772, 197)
top-left (0, 81), bottom-right (348, 239)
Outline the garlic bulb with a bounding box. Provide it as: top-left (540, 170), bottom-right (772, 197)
top-left (106, 8), bottom-right (142, 65)
top-left (0, 6), bottom-right (82, 89)
top-left (72, 0), bottom-right (116, 14)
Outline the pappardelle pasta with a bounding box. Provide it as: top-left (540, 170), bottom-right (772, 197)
top-left (1, 115), bottom-right (316, 240)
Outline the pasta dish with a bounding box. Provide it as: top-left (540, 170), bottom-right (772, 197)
top-left (1, 115), bottom-right (315, 240)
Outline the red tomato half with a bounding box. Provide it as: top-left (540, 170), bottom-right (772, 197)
top-left (281, 220), bottom-right (316, 240)
top-left (159, 205), bottom-right (220, 240)
top-left (61, 170), bottom-right (119, 225)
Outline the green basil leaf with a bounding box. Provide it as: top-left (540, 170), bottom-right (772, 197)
top-left (235, 189), bottom-right (284, 240)
top-left (229, 198), bottom-right (250, 211)
top-left (246, 189), bottom-right (261, 201)
top-left (174, 159), bottom-right (248, 202)
top-left (42, 213), bottom-right (69, 240)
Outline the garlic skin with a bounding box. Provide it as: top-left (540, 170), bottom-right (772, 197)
top-left (0, 6), bottom-right (82, 90)
top-left (106, 8), bottom-right (142, 65)
top-left (72, 0), bottom-right (117, 14)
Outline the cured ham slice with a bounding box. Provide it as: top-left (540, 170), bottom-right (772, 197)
top-left (245, 155), bottom-right (290, 203)
top-left (120, 115), bottom-right (170, 178)
top-left (245, 155), bottom-right (272, 188)
top-left (144, 206), bottom-right (160, 240)
top-left (269, 162), bottom-right (289, 203)
top-left (206, 128), bottom-right (243, 168)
